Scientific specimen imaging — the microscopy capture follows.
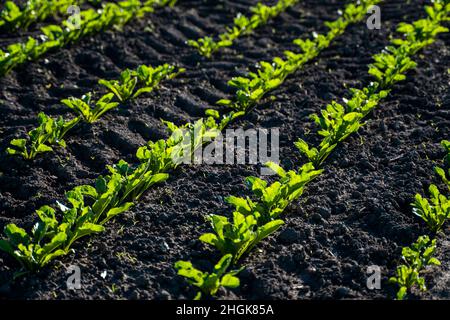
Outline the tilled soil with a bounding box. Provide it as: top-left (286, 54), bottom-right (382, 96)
top-left (0, 0), bottom-right (449, 300)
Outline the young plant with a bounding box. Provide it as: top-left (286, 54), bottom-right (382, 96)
top-left (99, 70), bottom-right (138, 103)
top-left (297, 0), bottom-right (450, 167)
top-left (175, 254), bottom-right (243, 299)
top-left (183, 0), bottom-right (450, 300)
top-left (413, 185), bottom-right (450, 233)
top-left (199, 211), bottom-right (284, 263)
top-left (99, 64), bottom-right (184, 101)
top-left (412, 140), bottom-right (450, 233)
top-left (389, 236), bottom-right (441, 300)
top-left (0, 154), bottom-right (169, 270)
top-left (434, 139), bottom-right (450, 189)
top-left (62, 93), bottom-right (119, 123)
top-left (6, 112), bottom-right (79, 159)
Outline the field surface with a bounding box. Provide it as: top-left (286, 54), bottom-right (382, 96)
top-left (0, 0), bottom-right (449, 300)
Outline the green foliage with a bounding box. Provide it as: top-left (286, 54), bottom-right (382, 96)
top-left (0, 0), bottom-right (79, 31)
top-left (441, 140), bottom-right (450, 165)
top-left (370, 1), bottom-right (449, 89)
top-left (175, 254), bottom-right (243, 299)
top-left (412, 140), bottom-right (450, 232)
top-left (62, 93), bottom-right (119, 123)
top-left (413, 185), bottom-right (449, 233)
top-left (7, 64), bottom-right (181, 159)
top-left (6, 112), bottom-right (79, 159)
top-left (199, 162), bottom-right (322, 263)
top-left (188, 0), bottom-right (299, 58)
top-left (0, 154), bottom-right (170, 270)
top-left (392, 139), bottom-right (450, 299)
top-left (0, 0), bottom-right (176, 76)
top-left (99, 64), bottom-right (184, 102)
top-left (297, 1), bottom-right (450, 167)
top-left (99, 70), bottom-right (138, 103)
top-left (200, 213), bottom-right (284, 264)
top-left (434, 140), bottom-right (450, 189)
top-left (176, 0), bottom-right (388, 299)
top-left (216, 0), bottom-right (381, 115)
top-left (389, 236), bottom-right (441, 300)
top-left (0, 104), bottom-right (225, 271)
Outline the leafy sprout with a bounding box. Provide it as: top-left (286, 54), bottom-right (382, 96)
top-left (389, 236), bottom-right (441, 300)
top-left (175, 254), bottom-right (243, 299)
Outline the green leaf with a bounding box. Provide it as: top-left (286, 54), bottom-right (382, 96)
top-left (221, 274), bottom-right (240, 288)
top-left (199, 233), bottom-right (218, 245)
top-left (214, 254), bottom-right (233, 277)
top-left (36, 144), bottom-right (53, 153)
top-left (216, 99), bottom-right (232, 106)
top-left (104, 202), bottom-right (134, 223)
top-left (397, 286), bottom-right (407, 300)
top-left (265, 162), bottom-right (286, 178)
top-left (258, 220), bottom-right (284, 240)
top-left (10, 139), bottom-right (26, 148)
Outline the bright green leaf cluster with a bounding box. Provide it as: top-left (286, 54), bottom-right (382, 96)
top-left (435, 140), bottom-right (450, 189)
top-left (175, 0), bottom-right (385, 300)
top-left (199, 162), bottom-right (322, 263)
top-left (389, 236), bottom-right (441, 300)
top-left (6, 112), bottom-right (79, 159)
top-left (98, 64), bottom-right (183, 103)
top-left (296, 86), bottom-right (389, 166)
top-left (0, 107), bottom-right (227, 271)
top-left (0, 0), bottom-right (177, 76)
top-left (413, 185), bottom-right (449, 233)
top-left (175, 254), bottom-right (243, 300)
top-left (188, 0), bottom-right (299, 58)
top-left (0, 0), bottom-right (85, 31)
top-left (6, 64), bottom-right (182, 160)
top-left (392, 142), bottom-right (449, 298)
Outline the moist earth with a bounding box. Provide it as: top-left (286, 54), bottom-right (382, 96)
top-left (0, 0), bottom-right (449, 299)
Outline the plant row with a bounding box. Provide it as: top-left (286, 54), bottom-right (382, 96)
top-left (213, 0), bottom-right (382, 120)
top-left (0, 0), bottom-right (177, 77)
top-left (0, 0), bottom-right (99, 31)
top-left (174, 0), bottom-right (450, 299)
top-left (0, 0), bottom-right (379, 274)
top-left (6, 64), bottom-right (184, 160)
top-left (389, 140), bottom-right (449, 299)
top-left (187, 0), bottom-right (299, 58)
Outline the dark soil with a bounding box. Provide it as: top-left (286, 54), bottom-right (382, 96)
top-left (0, 0), bottom-right (449, 300)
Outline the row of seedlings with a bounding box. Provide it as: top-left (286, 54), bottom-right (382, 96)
top-left (174, 0), bottom-right (450, 299)
top-left (0, 0), bottom-right (99, 31)
top-left (6, 64), bottom-right (184, 159)
top-left (188, 0), bottom-right (299, 58)
top-left (0, 0), bottom-right (177, 76)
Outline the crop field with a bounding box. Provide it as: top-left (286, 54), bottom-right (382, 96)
top-left (0, 0), bottom-right (449, 304)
